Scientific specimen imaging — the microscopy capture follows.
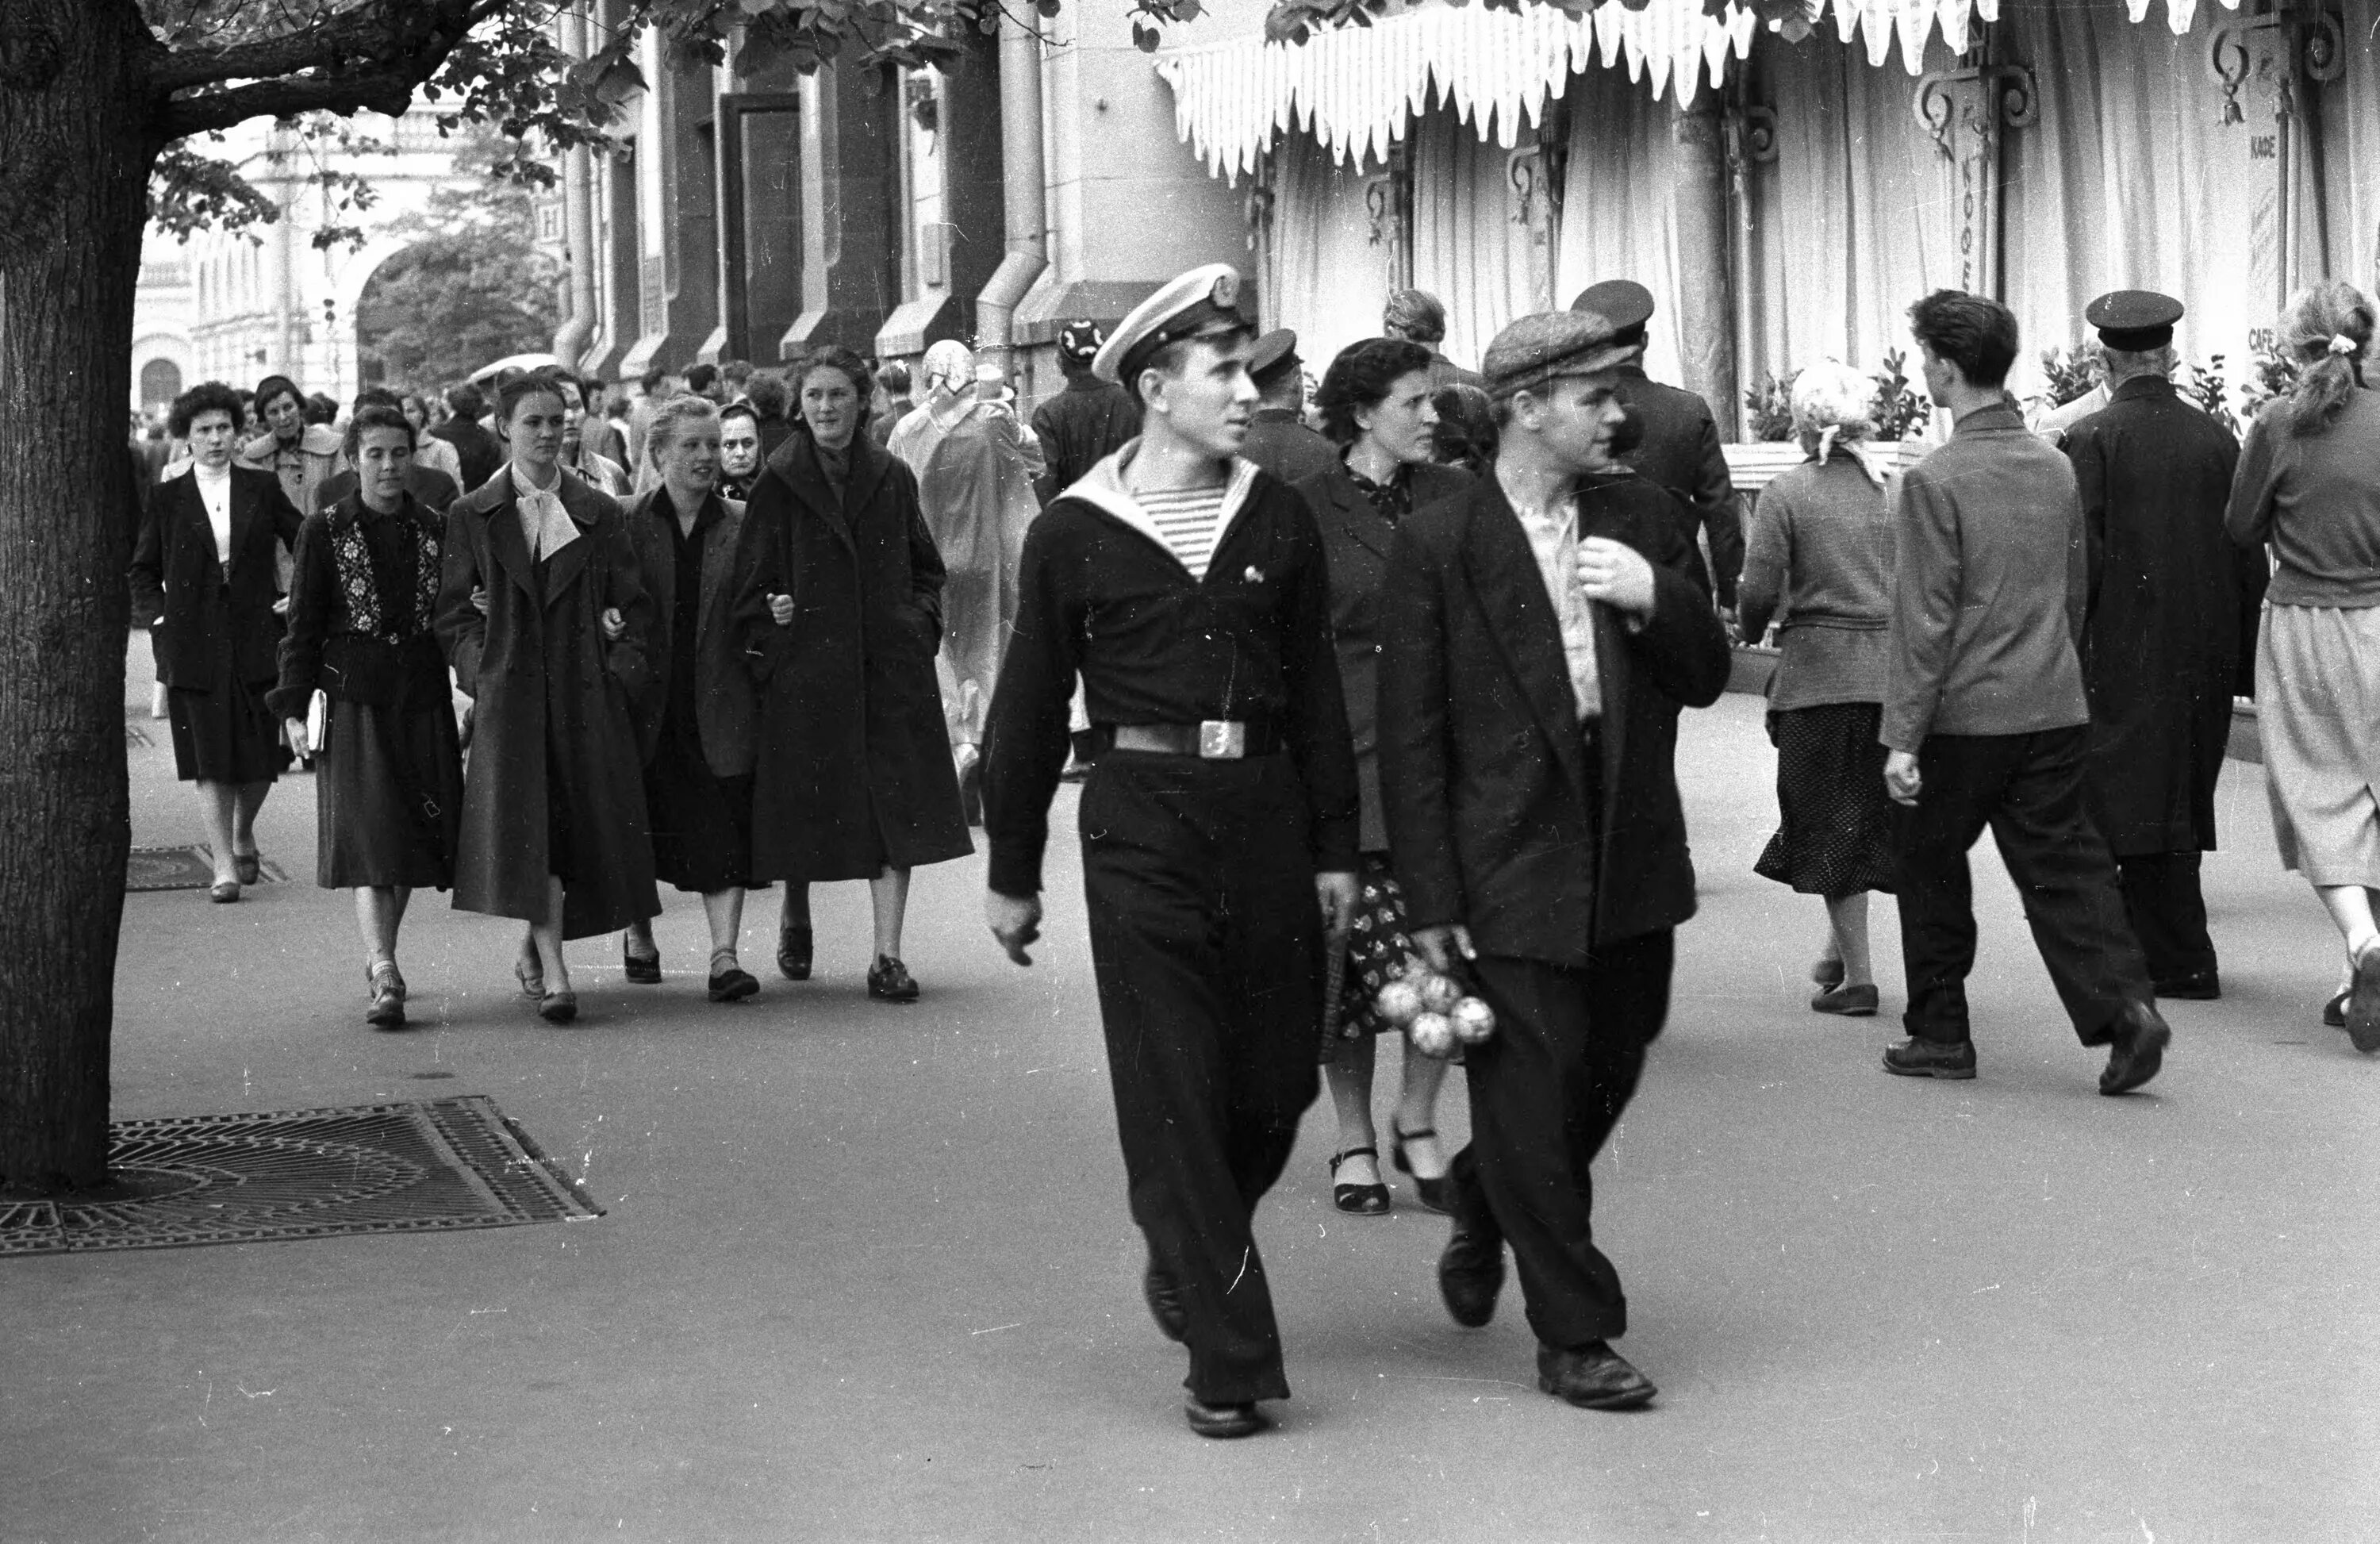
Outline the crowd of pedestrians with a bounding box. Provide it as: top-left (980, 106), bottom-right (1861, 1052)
top-left (126, 267), bottom-right (2380, 1438)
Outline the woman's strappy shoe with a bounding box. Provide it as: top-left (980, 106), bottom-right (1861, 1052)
top-left (1329, 1146), bottom-right (1391, 1215)
top-left (1390, 1121), bottom-right (1453, 1214)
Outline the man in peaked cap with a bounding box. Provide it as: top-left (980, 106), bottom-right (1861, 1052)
top-left (980, 264), bottom-right (1360, 1440)
top-left (1238, 328), bottom-right (1339, 485)
top-left (1031, 318), bottom-right (1142, 499)
top-left (2060, 290), bottom-right (2263, 1000)
top-left (1376, 309), bottom-right (1730, 1413)
top-left (1569, 278), bottom-right (1744, 610)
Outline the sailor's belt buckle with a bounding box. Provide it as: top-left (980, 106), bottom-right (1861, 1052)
top-left (1197, 720), bottom-right (1247, 760)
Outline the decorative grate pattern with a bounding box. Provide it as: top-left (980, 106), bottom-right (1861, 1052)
top-left (0, 1097), bottom-right (601, 1256)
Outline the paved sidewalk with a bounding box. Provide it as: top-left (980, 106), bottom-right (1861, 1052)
top-left (5, 669), bottom-right (2376, 1542)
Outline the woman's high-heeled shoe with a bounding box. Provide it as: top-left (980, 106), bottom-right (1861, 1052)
top-left (232, 851), bottom-right (262, 886)
top-left (208, 878), bottom-right (240, 904)
top-left (515, 954), bottom-right (544, 1000)
top-left (539, 989), bottom-right (578, 1025)
top-left (1389, 1121), bottom-right (1453, 1215)
top-left (1329, 1147), bottom-right (1391, 1215)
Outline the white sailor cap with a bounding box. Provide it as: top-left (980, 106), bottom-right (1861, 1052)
top-left (1092, 263), bottom-right (1250, 390)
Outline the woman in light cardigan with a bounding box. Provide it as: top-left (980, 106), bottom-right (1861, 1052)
top-left (1736, 362), bottom-right (1901, 1016)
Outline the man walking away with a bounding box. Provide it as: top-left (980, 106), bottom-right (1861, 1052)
top-left (1880, 290), bottom-right (2174, 1095)
top-left (2062, 290), bottom-right (2261, 1001)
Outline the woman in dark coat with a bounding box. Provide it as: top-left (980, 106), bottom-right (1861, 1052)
top-left (130, 381), bottom-right (305, 902)
top-left (1296, 338), bottom-right (1471, 1216)
top-left (737, 344), bottom-right (971, 1002)
top-left (270, 404), bottom-right (463, 1028)
top-left (621, 395), bottom-right (762, 1003)
top-left (435, 372), bottom-right (660, 1024)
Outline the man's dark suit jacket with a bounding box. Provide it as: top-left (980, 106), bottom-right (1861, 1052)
top-left (1377, 470), bottom-right (1731, 964)
top-left (129, 465), bottom-right (306, 688)
top-left (1296, 459), bottom-right (1472, 855)
top-left (430, 418), bottom-right (504, 495)
top-left (1610, 363), bottom-right (1742, 605)
top-left (1239, 409), bottom-right (1339, 486)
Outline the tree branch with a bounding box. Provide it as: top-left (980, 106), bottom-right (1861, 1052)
top-left (147, 0), bottom-right (494, 93)
top-left (159, 68), bottom-right (423, 139)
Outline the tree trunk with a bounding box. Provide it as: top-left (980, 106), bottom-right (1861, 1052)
top-left (0, 3), bottom-right (158, 1193)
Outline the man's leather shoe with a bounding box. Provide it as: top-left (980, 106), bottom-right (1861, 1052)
top-left (2098, 1000), bottom-right (2172, 1095)
top-left (1438, 1226), bottom-right (1504, 1328)
top-left (1143, 1262), bottom-right (1187, 1342)
top-left (1882, 1037), bottom-right (1976, 1079)
top-left (1183, 1397), bottom-right (1269, 1438)
top-left (1536, 1342), bottom-right (1656, 1411)
top-left (2153, 971), bottom-right (2221, 1001)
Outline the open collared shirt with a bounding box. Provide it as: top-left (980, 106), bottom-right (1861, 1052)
top-left (1511, 494), bottom-right (1603, 721)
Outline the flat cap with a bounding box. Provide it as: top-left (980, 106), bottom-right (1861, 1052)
top-left (1568, 279), bottom-right (1655, 334)
top-left (1247, 328), bottom-right (1300, 388)
top-left (2085, 290), bottom-right (2183, 351)
top-left (1094, 263), bottom-right (1250, 387)
top-left (1057, 320), bottom-right (1106, 362)
top-left (1482, 310), bottom-right (1639, 401)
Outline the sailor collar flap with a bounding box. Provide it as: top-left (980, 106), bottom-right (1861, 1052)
top-left (1065, 442), bottom-right (1261, 575)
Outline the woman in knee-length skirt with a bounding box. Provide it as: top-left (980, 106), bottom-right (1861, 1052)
top-left (2225, 280), bottom-right (2380, 1050)
top-left (1736, 363), bottom-right (1900, 1017)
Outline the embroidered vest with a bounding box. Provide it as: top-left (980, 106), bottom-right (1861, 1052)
top-left (330, 505), bottom-right (441, 646)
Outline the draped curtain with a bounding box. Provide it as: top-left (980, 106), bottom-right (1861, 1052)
top-left (1265, 134), bottom-right (1399, 381)
top-left (2318, 0), bottom-right (2380, 302)
top-left (1742, 25), bottom-right (1963, 394)
top-left (1553, 63), bottom-right (1686, 387)
top-left (1410, 106), bottom-right (1545, 375)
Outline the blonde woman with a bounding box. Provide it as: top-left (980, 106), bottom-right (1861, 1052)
top-left (1736, 363), bottom-right (1899, 1015)
top-left (2226, 281), bottom-right (2380, 1050)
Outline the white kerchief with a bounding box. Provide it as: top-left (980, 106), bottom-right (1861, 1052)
top-left (512, 469), bottom-right (579, 562)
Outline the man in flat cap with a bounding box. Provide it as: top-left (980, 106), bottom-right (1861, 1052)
top-left (979, 264), bottom-right (1360, 1441)
top-left (1376, 309), bottom-right (1730, 1412)
top-left (1569, 278), bottom-right (1744, 613)
top-left (2060, 290), bottom-right (2262, 999)
top-left (1031, 319), bottom-right (1141, 500)
top-left (1384, 289), bottom-right (1484, 390)
top-left (1237, 328), bottom-right (1339, 485)
top-left (1881, 290), bottom-right (2174, 1094)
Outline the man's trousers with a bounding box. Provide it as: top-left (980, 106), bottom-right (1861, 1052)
top-left (2115, 851), bottom-right (2217, 985)
top-left (1081, 750), bottom-right (1323, 1406)
top-left (1894, 726), bottom-right (2151, 1045)
top-left (1445, 931), bottom-right (1674, 1351)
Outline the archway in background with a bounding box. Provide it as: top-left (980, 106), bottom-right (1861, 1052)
top-left (138, 359), bottom-right (183, 409)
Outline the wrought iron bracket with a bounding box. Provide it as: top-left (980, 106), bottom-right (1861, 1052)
top-left (1914, 63), bottom-right (2036, 161)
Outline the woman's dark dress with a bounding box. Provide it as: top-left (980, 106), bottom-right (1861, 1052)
top-left (270, 495), bottom-right (463, 889)
top-left (645, 488), bottom-right (754, 893)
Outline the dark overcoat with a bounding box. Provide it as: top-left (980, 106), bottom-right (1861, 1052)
top-left (624, 486), bottom-right (756, 777)
top-left (1295, 458), bottom-right (1472, 854)
top-left (1239, 409), bottom-right (1340, 486)
top-left (1377, 471), bottom-right (1732, 962)
top-left (434, 467), bottom-right (660, 939)
top-left (129, 465), bottom-right (305, 688)
top-left (2063, 374), bottom-right (2263, 855)
top-left (1610, 364), bottom-right (1744, 605)
top-left (734, 430), bottom-right (973, 881)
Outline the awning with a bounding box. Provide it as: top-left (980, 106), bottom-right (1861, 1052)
top-left (1155, 0), bottom-right (2246, 180)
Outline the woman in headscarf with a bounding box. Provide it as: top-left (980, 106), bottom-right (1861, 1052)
top-left (620, 395), bottom-right (762, 1002)
top-left (131, 381), bottom-right (307, 901)
top-left (1297, 337), bottom-right (1473, 1215)
top-left (436, 371), bottom-right (660, 1024)
top-left (738, 344), bottom-right (972, 1001)
top-left (2226, 280), bottom-right (2380, 1050)
top-left (1736, 361), bottom-right (1901, 1016)
top-left (271, 403), bottom-right (463, 1027)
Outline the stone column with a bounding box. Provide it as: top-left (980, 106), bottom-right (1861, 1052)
top-left (783, 61), bottom-right (900, 357)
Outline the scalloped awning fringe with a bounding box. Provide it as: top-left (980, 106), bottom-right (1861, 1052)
top-left (1156, 0), bottom-right (2246, 180)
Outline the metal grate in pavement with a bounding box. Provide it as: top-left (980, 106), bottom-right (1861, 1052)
top-left (0, 1097), bottom-right (602, 1256)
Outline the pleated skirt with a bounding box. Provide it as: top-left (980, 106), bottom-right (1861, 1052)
top-left (2255, 604), bottom-right (2380, 887)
